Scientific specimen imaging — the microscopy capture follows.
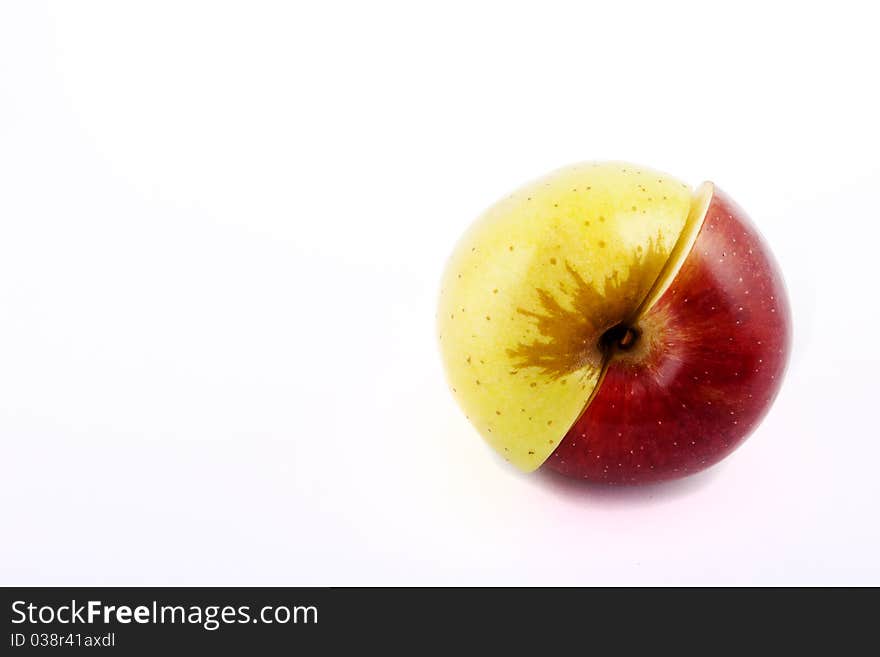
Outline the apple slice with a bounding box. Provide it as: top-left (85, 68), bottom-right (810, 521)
top-left (438, 163), bottom-right (694, 471)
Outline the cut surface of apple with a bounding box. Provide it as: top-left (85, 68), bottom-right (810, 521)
top-left (437, 161), bottom-right (791, 482)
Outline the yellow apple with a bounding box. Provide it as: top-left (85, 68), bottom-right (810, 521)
top-left (438, 162), bottom-right (704, 470)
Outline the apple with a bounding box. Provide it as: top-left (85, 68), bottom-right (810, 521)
top-left (437, 162), bottom-right (790, 483)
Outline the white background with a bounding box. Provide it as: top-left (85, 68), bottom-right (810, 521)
top-left (1, 1), bottom-right (878, 585)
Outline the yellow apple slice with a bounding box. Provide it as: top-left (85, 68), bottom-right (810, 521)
top-left (437, 162), bottom-right (693, 471)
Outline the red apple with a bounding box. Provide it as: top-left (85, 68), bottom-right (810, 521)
top-left (546, 188), bottom-right (791, 483)
top-left (438, 163), bottom-right (791, 484)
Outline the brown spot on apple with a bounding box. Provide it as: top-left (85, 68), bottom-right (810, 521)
top-left (505, 237), bottom-right (668, 381)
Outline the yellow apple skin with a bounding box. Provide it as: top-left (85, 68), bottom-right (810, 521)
top-left (437, 163), bottom-right (693, 471)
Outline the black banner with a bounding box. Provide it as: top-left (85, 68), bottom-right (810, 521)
top-left (0, 587), bottom-right (872, 652)
top-left (3, 589), bottom-right (327, 652)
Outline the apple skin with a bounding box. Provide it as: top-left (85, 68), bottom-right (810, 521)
top-left (436, 163), bottom-right (694, 471)
top-left (545, 188), bottom-right (791, 484)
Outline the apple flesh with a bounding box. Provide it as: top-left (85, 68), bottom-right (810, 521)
top-left (546, 187), bottom-right (791, 483)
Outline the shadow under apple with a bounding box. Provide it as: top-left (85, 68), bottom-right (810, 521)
top-left (527, 462), bottom-right (721, 507)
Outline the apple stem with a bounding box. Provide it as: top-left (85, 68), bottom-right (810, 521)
top-left (600, 324), bottom-right (640, 352)
top-left (618, 328), bottom-right (637, 349)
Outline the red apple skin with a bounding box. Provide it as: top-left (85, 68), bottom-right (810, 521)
top-left (544, 188), bottom-right (791, 484)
